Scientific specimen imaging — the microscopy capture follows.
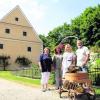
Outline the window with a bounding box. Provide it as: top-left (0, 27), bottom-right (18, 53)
top-left (23, 31), bottom-right (27, 36)
top-left (27, 47), bottom-right (31, 52)
top-left (0, 44), bottom-right (3, 49)
top-left (5, 29), bottom-right (10, 33)
top-left (15, 17), bottom-right (19, 21)
top-left (23, 32), bottom-right (27, 36)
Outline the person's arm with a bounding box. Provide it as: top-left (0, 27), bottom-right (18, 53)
top-left (52, 55), bottom-right (56, 70)
top-left (50, 55), bottom-right (54, 71)
top-left (82, 53), bottom-right (90, 66)
top-left (72, 54), bottom-right (77, 66)
top-left (38, 54), bottom-right (43, 70)
top-left (82, 47), bottom-right (90, 66)
top-left (38, 61), bottom-right (42, 70)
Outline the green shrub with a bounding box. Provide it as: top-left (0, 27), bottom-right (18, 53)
top-left (89, 59), bottom-right (100, 85)
top-left (15, 56), bottom-right (32, 67)
top-left (0, 55), bottom-right (10, 70)
top-left (90, 46), bottom-right (100, 53)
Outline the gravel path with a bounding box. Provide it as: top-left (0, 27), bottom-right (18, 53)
top-left (0, 78), bottom-right (67, 100)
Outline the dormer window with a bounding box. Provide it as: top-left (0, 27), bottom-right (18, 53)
top-left (15, 17), bottom-right (19, 21)
top-left (23, 31), bottom-right (27, 36)
top-left (5, 29), bottom-right (10, 33)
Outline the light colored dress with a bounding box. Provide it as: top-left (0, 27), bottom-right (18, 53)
top-left (53, 54), bottom-right (63, 88)
top-left (62, 52), bottom-right (75, 77)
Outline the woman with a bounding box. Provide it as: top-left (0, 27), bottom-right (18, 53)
top-left (62, 44), bottom-right (76, 78)
top-left (38, 47), bottom-right (52, 92)
top-left (52, 47), bottom-right (63, 90)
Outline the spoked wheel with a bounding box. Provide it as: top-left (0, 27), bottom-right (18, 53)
top-left (86, 93), bottom-right (96, 100)
top-left (76, 93), bottom-right (96, 100)
top-left (85, 87), bottom-right (96, 100)
top-left (68, 91), bottom-right (77, 100)
top-left (69, 94), bottom-right (76, 100)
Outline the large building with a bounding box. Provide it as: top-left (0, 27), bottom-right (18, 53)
top-left (0, 6), bottom-right (43, 70)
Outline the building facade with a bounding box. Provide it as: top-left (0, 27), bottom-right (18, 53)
top-left (0, 6), bottom-right (43, 70)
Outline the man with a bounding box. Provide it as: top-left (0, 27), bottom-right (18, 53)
top-left (76, 40), bottom-right (90, 72)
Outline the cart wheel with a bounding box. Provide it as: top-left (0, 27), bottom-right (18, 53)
top-left (86, 93), bottom-right (96, 100)
top-left (68, 91), bottom-right (76, 100)
top-left (70, 96), bottom-right (76, 100)
top-left (86, 88), bottom-right (96, 100)
top-left (77, 93), bottom-right (96, 100)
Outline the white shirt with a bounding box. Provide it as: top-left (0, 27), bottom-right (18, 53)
top-left (76, 46), bottom-right (90, 66)
top-left (62, 52), bottom-right (75, 72)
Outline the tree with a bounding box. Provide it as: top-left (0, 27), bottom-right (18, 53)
top-left (39, 34), bottom-right (48, 48)
top-left (46, 23), bottom-right (71, 52)
top-left (0, 55), bottom-right (10, 71)
top-left (71, 5), bottom-right (100, 46)
top-left (39, 5), bottom-right (100, 52)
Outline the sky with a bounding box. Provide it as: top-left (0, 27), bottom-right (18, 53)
top-left (0, 0), bottom-right (100, 36)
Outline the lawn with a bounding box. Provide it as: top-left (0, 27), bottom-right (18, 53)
top-left (0, 71), bottom-right (100, 96)
top-left (0, 71), bottom-right (40, 87)
top-left (0, 71), bottom-right (53, 86)
top-left (95, 87), bottom-right (100, 95)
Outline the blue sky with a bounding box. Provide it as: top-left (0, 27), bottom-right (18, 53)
top-left (0, 0), bottom-right (100, 36)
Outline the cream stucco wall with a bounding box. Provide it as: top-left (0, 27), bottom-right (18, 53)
top-left (0, 22), bottom-right (42, 42)
top-left (1, 6), bottom-right (31, 27)
top-left (0, 6), bottom-right (43, 70)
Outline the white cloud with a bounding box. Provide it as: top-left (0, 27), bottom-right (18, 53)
top-left (24, 1), bottom-right (47, 21)
top-left (0, 0), bottom-right (47, 21)
top-left (0, 0), bottom-right (48, 34)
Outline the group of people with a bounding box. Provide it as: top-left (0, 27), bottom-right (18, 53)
top-left (38, 40), bottom-right (90, 92)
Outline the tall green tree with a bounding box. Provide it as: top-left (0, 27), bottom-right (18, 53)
top-left (39, 34), bottom-right (48, 48)
top-left (39, 5), bottom-right (100, 52)
top-left (47, 23), bottom-right (71, 52)
top-left (71, 5), bottom-right (100, 46)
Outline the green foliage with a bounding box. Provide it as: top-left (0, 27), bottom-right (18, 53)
top-left (71, 5), bottom-right (100, 46)
top-left (39, 23), bottom-right (72, 53)
top-left (0, 71), bottom-right (40, 85)
top-left (49, 72), bottom-right (55, 84)
top-left (90, 58), bottom-right (100, 70)
top-left (95, 59), bottom-right (100, 66)
top-left (95, 87), bottom-right (100, 95)
top-left (89, 58), bottom-right (100, 85)
top-left (71, 16), bottom-right (81, 35)
top-left (0, 55), bottom-right (10, 70)
top-left (39, 34), bottom-right (48, 48)
top-left (15, 56), bottom-right (32, 67)
top-left (39, 5), bottom-right (100, 53)
top-left (90, 46), bottom-right (100, 53)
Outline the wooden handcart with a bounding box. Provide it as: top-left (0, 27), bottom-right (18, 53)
top-left (59, 72), bottom-right (96, 100)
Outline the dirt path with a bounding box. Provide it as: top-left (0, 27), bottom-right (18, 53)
top-left (0, 78), bottom-right (66, 100)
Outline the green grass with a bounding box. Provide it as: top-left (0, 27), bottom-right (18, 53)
top-left (0, 71), bottom-right (40, 87)
top-left (0, 71), bottom-right (100, 96)
top-left (95, 87), bottom-right (100, 95)
top-left (0, 71), bottom-right (54, 86)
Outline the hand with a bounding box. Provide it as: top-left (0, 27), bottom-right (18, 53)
top-left (81, 62), bottom-right (86, 66)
